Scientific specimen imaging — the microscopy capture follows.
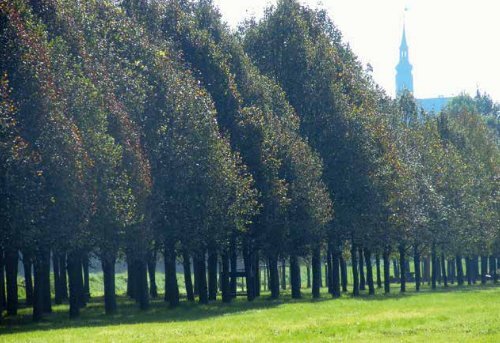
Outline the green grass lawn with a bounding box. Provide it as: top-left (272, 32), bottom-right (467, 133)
top-left (1, 281), bottom-right (499, 342)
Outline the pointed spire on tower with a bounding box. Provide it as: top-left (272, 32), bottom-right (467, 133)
top-left (400, 24), bottom-right (408, 50)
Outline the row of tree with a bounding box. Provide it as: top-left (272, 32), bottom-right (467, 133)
top-left (0, 0), bottom-right (498, 322)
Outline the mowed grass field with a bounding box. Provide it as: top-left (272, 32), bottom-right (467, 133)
top-left (0, 278), bottom-right (499, 342)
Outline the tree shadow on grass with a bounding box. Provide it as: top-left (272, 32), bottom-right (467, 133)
top-left (0, 284), bottom-right (498, 336)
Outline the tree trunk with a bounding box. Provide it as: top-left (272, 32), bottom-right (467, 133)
top-left (448, 259), bottom-right (455, 284)
top-left (280, 258), bottom-right (286, 290)
top-left (490, 255), bottom-right (497, 284)
top-left (465, 257), bottom-right (472, 285)
top-left (164, 243), bottom-right (179, 307)
top-left (474, 256), bottom-right (479, 283)
top-left (331, 248), bottom-right (341, 298)
top-left (254, 251), bottom-right (261, 297)
top-left (196, 255), bottom-right (208, 304)
top-left (383, 247), bottom-right (390, 294)
top-left (0, 248), bottom-right (5, 312)
top-left (269, 254), bottom-right (280, 299)
top-left (221, 253), bottom-right (231, 303)
top-left (32, 253), bottom-right (44, 322)
top-left (182, 251), bottom-right (194, 301)
top-left (431, 244), bottom-right (438, 289)
top-left (375, 254), bottom-right (382, 289)
top-left (456, 255), bottom-right (464, 285)
top-left (135, 259), bottom-right (149, 310)
top-left (127, 256), bottom-right (135, 299)
top-left (82, 254), bottom-right (90, 302)
top-left (440, 252), bottom-right (448, 287)
top-left (414, 246), bottom-right (421, 292)
top-left (326, 247), bottom-right (332, 293)
top-left (424, 256), bottom-right (431, 284)
top-left (41, 249), bottom-right (52, 313)
top-left (5, 248), bottom-right (18, 316)
top-left (340, 255), bottom-right (348, 292)
top-left (102, 255), bottom-right (117, 314)
top-left (147, 248), bottom-right (158, 298)
top-left (290, 254), bottom-right (301, 299)
top-left (312, 246), bottom-right (321, 298)
top-left (53, 251), bottom-right (62, 305)
top-left (364, 248), bottom-right (374, 295)
top-left (398, 244), bottom-right (406, 292)
top-left (243, 246), bottom-right (256, 301)
top-left (393, 259), bottom-right (400, 279)
top-left (59, 254), bottom-right (68, 300)
top-left (351, 244), bottom-right (359, 296)
top-left (208, 250), bottom-right (218, 301)
top-left (481, 255), bottom-right (488, 284)
top-left (230, 243), bottom-right (237, 297)
top-left (306, 264), bottom-right (311, 289)
top-left (23, 251), bottom-right (34, 306)
top-left (67, 252), bottom-right (81, 318)
top-left (358, 247), bottom-right (365, 291)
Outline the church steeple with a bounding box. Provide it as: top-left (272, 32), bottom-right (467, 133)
top-left (396, 24), bottom-right (413, 96)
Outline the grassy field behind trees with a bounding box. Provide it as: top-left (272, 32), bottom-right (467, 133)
top-left (1, 0), bottom-right (499, 339)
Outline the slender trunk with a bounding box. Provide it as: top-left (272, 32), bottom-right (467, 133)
top-left (375, 254), bottom-right (382, 289)
top-left (67, 252), bottom-right (81, 318)
top-left (5, 248), bottom-right (18, 316)
top-left (456, 255), bottom-right (464, 285)
top-left (364, 248), bottom-right (374, 295)
top-left (340, 255), bottom-right (348, 292)
top-left (230, 243), bottom-right (237, 296)
top-left (53, 251), bottom-right (62, 305)
top-left (127, 256), bottom-right (135, 299)
top-left (32, 253), bottom-right (44, 321)
top-left (196, 255), bottom-right (208, 304)
top-left (306, 264), bottom-right (311, 288)
top-left (59, 254), bottom-right (68, 300)
top-left (351, 244), bottom-right (359, 296)
top-left (312, 246), bottom-right (321, 298)
top-left (331, 248), bottom-right (341, 298)
top-left (255, 251), bottom-right (261, 297)
top-left (474, 256), bottom-right (479, 283)
top-left (208, 250), bottom-right (218, 301)
top-left (281, 258), bottom-right (286, 290)
top-left (393, 259), bottom-right (400, 279)
top-left (0, 248), bottom-right (5, 311)
top-left (147, 249), bottom-right (158, 298)
top-left (290, 254), bottom-right (301, 299)
top-left (448, 259), bottom-right (455, 284)
top-left (481, 256), bottom-right (488, 284)
top-left (424, 256), bottom-right (431, 284)
top-left (490, 255), bottom-right (497, 283)
top-left (399, 244), bottom-right (406, 292)
top-left (182, 251), bottom-right (194, 301)
top-left (221, 252), bottom-right (231, 303)
top-left (23, 251), bottom-right (34, 306)
top-left (41, 249), bottom-right (52, 312)
top-left (431, 244), bottom-right (437, 289)
top-left (383, 247), bottom-right (390, 294)
top-left (326, 247), bottom-right (332, 293)
top-left (135, 259), bottom-right (149, 310)
top-left (243, 245), bottom-right (255, 301)
top-left (82, 254), bottom-right (90, 302)
top-left (102, 255), bottom-right (117, 314)
top-left (164, 243), bottom-right (179, 307)
top-left (440, 252), bottom-right (448, 287)
top-left (358, 247), bottom-right (366, 291)
top-left (466, 257), bottom-right (472, 285)
top-left (269, 254), bottom-right (280, 299)
top-left (414, 246), bottom-right (421, 292)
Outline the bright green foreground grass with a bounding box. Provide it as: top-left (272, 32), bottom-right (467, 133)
top-left (1, 284), bottom-right (499, 342)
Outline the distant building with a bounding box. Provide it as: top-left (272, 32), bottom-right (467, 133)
top-left (395, 26), bottom-right (451, 113)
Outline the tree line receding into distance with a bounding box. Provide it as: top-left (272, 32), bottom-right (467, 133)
top-left (0, 0), bottom-right (499, 322)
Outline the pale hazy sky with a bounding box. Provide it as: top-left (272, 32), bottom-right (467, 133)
top-left (213, 0), bottom-right (500, 101)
